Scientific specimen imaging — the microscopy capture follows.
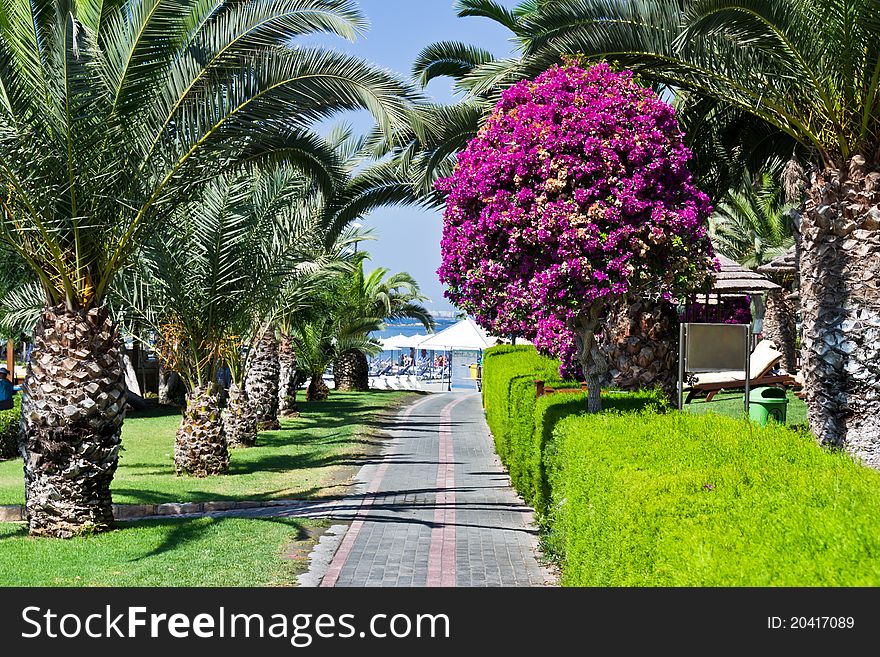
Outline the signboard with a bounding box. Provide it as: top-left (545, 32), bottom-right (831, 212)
top-left (684, 323), bottom-right (749, 372)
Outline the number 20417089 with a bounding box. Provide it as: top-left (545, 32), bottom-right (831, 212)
top-left (768, 617), bottom-right (855, 629)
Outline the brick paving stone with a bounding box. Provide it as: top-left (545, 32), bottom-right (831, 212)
top-left (319, 392), bottom-right (555, 587)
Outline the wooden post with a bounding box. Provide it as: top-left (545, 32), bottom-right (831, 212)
top-left (535, 380), bottom-right (544, 398)
top-left (6, 339), bottom-right (13, 383)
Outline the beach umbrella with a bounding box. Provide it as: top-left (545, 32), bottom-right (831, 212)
top-left (381, 334), bottom-right (411, 350)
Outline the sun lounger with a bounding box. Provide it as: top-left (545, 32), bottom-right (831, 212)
top-left (374, 361), bottom-right (393, 376)
top-left (684, 339), bottom-right (800, 403)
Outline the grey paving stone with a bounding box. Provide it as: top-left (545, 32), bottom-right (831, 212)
top-left (312, 392), bottom-right (555, 587)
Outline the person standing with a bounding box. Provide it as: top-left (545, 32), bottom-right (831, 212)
top-left (0, 367), bottom-right (16, 411)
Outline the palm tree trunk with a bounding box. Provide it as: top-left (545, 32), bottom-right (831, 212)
top-left (245, 327), bottom-right (280, 430)
top-left (20, 305), bottom-right (126, 538)
top-left (307, 372), bottom-right (330, 401)
top-left (801, 156), bottom-right (880, 468)
top-left (277, 332), bottom-right (299, 417)
top-left (175, 384), bottom-right (229, 476)
top-left (333, 349), bottom-right (369, 391)
top-left (600, 297), bottom-right (678, 402)
top-left (158, 366), bottom-right (181, 406)
top-left (222, 382), bottom-right (257, 448)
top-left (763, 289), bottom-right (798, 373)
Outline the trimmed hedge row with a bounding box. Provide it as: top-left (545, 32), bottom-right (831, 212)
top-left (481, 345), bottom-right (570, 511)
top-left (481, 345), bottom-right (661, 514)
top-left (482, 346), bottom-right (880, 586)
top-left (547, 411), bottom-right (880, 586)
top-left (0, 396), bottom-right (21, 460)
top-left (482, 345), bottom-right (562, 462)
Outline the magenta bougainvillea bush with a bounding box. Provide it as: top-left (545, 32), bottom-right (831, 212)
top-left (437, 62), bottom-right (716, 398)
top-left (685, 297), bottom-right (752, 325)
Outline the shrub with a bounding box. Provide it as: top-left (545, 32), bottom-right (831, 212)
top-left (438, 62), bottom-right (715, 396)
top-left (482, 345), bottom-right (662, 512)
top-left (548, 411), bottom-right (880, 586)
top-left (482, 345), bottom-right (563, 463)
top-left (0, 396), bottom-right (21, 460)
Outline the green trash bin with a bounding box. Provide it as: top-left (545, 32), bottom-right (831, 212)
top-left (748, 386), bottom-right (788, 426)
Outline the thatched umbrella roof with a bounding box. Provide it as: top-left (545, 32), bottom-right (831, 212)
top-left (710, 255), bottom-right (781, 294)
top-left (756, 246), bottom-right (797, 276)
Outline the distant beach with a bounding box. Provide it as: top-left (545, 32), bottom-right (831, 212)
top-left (370, 318), bottom-right (482, 390)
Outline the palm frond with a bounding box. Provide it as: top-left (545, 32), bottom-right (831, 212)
top-left (0, 279), bottom-right (43, 336)
top-left (412, 41), bottom-right (498, 87)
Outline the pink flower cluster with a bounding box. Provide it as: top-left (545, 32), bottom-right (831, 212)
top-left (437, 63), bottom-right (716, 367)
top-left (685, 297), bottom-right (752, 325)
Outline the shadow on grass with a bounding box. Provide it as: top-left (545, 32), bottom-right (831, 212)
top-left (0, 516), bottom-right (312, 568)
top-left (109, 485), bottom-right (328, 506)
top-left (127, 515), bottom-right (311, 562)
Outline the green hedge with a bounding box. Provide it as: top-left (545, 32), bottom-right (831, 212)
top-left (0, 396), bottom-right (21, 460)
top-left (482, 346), bottom-right (880, 585)
top-left (481, 345), bottom-right (662, 514)
top-left (481, 345), bottom-right (563, 464)
top-left (548, 411), bottom-right (880, 586)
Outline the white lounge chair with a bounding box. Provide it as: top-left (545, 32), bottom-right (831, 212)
top-left (685, 339), bottom-right (800, 403)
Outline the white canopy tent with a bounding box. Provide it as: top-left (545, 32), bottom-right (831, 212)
top-left (399, 334), bottom-right (429, 348)
top-left (380, 334), bottom-right (411, 350)
top-left (415, 318), bottom-right (504, 390)
top-left (380, 333), bottom-right (430, 350)
top-left (416, 317), bottom-right (497, 351)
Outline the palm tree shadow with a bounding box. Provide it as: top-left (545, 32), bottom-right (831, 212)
top-left (126, 516), bottom-right (310, 562)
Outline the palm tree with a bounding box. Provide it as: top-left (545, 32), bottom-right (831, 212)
top-left (117, 170), bottom-right (288, 471)
top-left (290, 310), bottom-right (380, 401)
top-left (250, 124), bottom-right (431, 411)
top-left (120, 157), bottom-right (364, 466)
top-left (710, 172), bottom-right (796, 270)
top-left (0, 0), bottom-right (416, 536)
top-left (333, 260), bottom-right (434, 391)
top-left (277, 329), bottom-right (301, 417)
top-left (245, 327), bottom-right (283, 431)
top-left (710, 170), bottom-right (798, 372)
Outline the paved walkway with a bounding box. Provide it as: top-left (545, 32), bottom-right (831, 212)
top-left (304, 392), bottom-right (554, 587)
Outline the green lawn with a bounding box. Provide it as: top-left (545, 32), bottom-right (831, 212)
top-left (0, 390), bottom-right (416, 505)
top-left (683, 389), bottom-right (807, 426)
top-left (0, 516), bottom-right (322, 586)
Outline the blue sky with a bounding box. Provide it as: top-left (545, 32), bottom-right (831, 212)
top-left (300, 1), bottom-right (519, 313)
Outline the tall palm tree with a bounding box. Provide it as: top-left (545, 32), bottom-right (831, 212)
top-left (0, 0), bottom-right (416, 536)
top-left (333, 260), bottom-right (434, 391)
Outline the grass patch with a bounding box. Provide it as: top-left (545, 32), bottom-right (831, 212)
top-left (548, 411), bottom-right (880, 586)
top-left (0, 390), bottom-right (416, 505)
top-left (683, 390), bottom-right (807, 426)
top-left (0, 516), bottom-right (322, 586)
